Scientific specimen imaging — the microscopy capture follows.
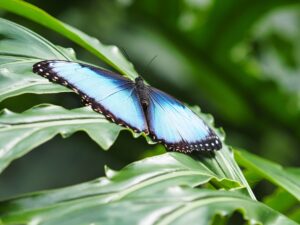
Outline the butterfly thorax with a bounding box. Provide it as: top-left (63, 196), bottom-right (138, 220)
top-left (135, 77), bottom-right (150, 109)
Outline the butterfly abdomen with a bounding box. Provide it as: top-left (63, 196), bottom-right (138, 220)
top-left (135, 77), bottom-right (150, 109)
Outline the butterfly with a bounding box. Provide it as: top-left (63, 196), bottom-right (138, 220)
top-left (33, 60), bottom-right (222, 153)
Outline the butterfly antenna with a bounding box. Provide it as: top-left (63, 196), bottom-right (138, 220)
top-left (142, 55), bottom-right (158, 78)
top-left (146, 55), bottom-right (158, 68)
top-left (120, 47), bottom-right (131, 61)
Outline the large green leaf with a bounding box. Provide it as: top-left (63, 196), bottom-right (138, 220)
top-left (0, 153), bottom-right (295, 225)
top-left (0, 17), bottom-right (255, 198)
top-left (0, 104), bottom-right (122, 173)
top-left (235, 149), bottom-right (300, 201)
top-left (0, 103), bottom-right (255, 199)
top-left (0, 0), bottom-right (138, 79)
top-left (0, 3), bottom-right (254, 199)
top-left (0, 18), bottom-right (72, 102)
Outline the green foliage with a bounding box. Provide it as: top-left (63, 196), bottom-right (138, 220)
top-left (0, 18), bottom-right (72, 102)
top-left (0, 0), bottom-right (299, 224)
top-left (235, 149), bottom-right (300, 201)
top-left (0, 153), bottom-right (297, 225)
top-left (263, 188), bottom-right (299, 219)
top-left (0, 104), bottom-right (122, 172)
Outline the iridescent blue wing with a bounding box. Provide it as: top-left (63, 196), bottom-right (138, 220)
top-left (147, 87), bottom-right (222, 152)
top-left (33, 60), bottom-right (148, 133)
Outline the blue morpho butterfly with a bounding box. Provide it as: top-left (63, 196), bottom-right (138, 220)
top-left (33, 60), bottom-right (222, 153)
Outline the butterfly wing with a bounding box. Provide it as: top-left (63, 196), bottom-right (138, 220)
top-left (33, 60), bottom-right (148, 133)
top-left (147, 87), bottom-right (222, 152)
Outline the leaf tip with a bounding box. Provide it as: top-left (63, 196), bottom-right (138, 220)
top-left (104, 165), bottom-right (117, 178)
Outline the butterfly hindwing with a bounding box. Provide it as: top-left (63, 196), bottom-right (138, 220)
top-left (147, 87), bottom-right (222, 152)
top-left (33, 60), bottom-right (148, 133)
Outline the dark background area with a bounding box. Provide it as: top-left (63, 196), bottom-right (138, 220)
top-left (0, 0), bottom-right (299, 200)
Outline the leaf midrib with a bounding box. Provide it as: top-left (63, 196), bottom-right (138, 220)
top-left (0, 117), bottom-right (108, 130)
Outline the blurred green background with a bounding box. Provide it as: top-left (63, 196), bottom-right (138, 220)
top-left (0, 0), bottom-right (299, 200)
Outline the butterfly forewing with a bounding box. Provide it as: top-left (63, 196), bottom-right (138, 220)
top-left (33, 60), bottom-right (148, 133)
top-left (147, 87), bottom-right (222, 152)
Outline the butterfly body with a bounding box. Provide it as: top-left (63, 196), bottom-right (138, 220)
top-left (33, 60), bottom-right (222, 153)
top-left (135, 77), bottom-right (150, 109)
